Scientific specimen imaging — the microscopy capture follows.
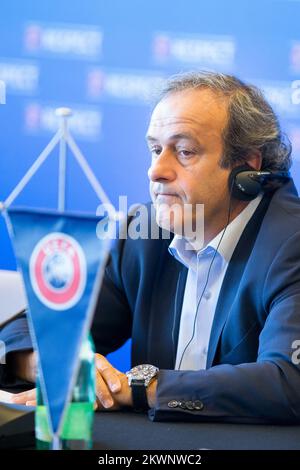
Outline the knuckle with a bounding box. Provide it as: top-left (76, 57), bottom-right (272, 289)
top-left (96, 387), bottom-right (111, 402)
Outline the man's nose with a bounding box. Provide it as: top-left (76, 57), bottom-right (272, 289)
top-left (148, 151), bottom-right (177, 182)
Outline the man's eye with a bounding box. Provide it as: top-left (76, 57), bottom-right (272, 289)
top-left (150, 147), bottom-right (161, 156)
top-left (178, 149), bottom-right (194, 158)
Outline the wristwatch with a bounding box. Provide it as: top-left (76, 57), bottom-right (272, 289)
top-left (126, 364), bottom-right (159, 412)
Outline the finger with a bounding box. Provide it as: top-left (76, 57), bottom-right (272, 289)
top-left (95, 369), bottom-right (114, 409)
top-left (26, 400), bottom-right (36, 407)
top-left (95, 354), bottom-right (121, 393)
top-left (11, 388), bottom-right (36, 404)
top-left (12, 389), bottom-right (36, 403)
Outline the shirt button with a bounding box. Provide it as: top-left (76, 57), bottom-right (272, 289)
top-left (203, 291), bottom-right (212, 300)
top-left (168, 400), bottom-right (179, 408)
top-left (185, 400), bottom-right (195, 410)
top-left (179, 401), bottom-right (186, 409)
top-left (194, 400), bottom-right (204, 410)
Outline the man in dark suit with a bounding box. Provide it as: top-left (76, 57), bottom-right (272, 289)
top-left (1, 71), bottom-right (300, 423)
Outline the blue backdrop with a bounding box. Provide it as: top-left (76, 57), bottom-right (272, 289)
top-left (0, 0), bottom-right (300, 370)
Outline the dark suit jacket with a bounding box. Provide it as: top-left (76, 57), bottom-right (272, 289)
top-left (2, 180), bottom-right (300, 423)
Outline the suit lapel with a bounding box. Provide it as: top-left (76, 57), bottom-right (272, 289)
top-left (206, 193), bottom-right (272, 369)
top-left (171, 265), bottom-right (188, 365)
top-left (147, 242), bottom-right (187, 369)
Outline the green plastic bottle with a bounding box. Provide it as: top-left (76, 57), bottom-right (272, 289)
top-left (35, 334), bottom-right (96, 450)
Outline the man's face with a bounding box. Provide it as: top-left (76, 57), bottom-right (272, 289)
top-left (146, 87), bottom-right (233, 239)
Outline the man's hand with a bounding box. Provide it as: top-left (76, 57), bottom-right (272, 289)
top-left (95, 354), bottom-right (157, 411)
top-left (10, 353), bottom-right (129, 409)
top-left (9, 354), bottom-right (158, 410)
top-left (11, 388), bottom-right (36, 406)
top-left (94, 354), bottom-right (132, 410)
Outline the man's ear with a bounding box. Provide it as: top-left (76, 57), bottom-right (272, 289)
top-left (245, 150), bottom-right (262, 171)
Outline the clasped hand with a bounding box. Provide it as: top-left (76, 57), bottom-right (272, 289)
top-left (10, 353), bottom-right (133, 410)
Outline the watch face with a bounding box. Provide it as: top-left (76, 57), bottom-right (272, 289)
top-left (127, 364), bottom-right (158, 386)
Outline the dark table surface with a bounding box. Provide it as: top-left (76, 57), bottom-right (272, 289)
top-left (2, 403), bottom-right (300, 450)
top-left (92, 411), bottom-right (300, 450)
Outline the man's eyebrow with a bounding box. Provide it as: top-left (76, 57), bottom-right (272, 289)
top-left (145, 135), bottom-right (158, 143)
top-left (146, 133), bottom-right (197, 142)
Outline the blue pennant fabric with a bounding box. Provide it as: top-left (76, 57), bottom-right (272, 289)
top-left (6, 207), bottom-right (111, 435)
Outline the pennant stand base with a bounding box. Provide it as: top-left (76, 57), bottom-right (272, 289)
top-left (52, 434), bottom-right (62, 451)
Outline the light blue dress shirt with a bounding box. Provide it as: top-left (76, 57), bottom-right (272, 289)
top-left (168, 195), bottom-right (263, 371)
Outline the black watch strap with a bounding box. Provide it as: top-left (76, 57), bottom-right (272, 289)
top-left (131, 379), bottom-right (149, 412)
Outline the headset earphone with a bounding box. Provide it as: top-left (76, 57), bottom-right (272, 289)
top-left (175, 162), bottom-right (290, 370)
top-left (228, 163), bottom-right (290, 201)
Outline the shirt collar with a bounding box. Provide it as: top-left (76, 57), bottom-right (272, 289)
top-left (169, 194), bottom-right (263, 269)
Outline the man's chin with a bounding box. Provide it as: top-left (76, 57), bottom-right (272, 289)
top-left (155, 209), bottom-right (183, 235)
top-left (155, 194), bottom-right (181, 204)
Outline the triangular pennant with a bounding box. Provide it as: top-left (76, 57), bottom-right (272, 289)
top-left (6, 207), bottom-right (110, 436)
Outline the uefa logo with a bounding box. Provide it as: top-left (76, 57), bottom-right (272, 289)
top-left (29, 233), bottom-right (87, 310)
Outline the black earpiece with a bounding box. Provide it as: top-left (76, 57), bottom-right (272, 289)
top-left (228, 164), bottom-right (290, 201)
